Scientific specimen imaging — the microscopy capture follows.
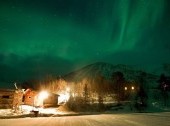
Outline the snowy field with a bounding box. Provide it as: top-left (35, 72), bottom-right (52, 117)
top-left (0, 105), bottom-right (76, 118)
top-left (0, 112), bottom-right (170, 126)
top-left (0, 104), bottom-right (170, 126)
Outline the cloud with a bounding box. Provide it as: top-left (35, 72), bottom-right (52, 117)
top-left (0, 53), bottom-right (75, 83)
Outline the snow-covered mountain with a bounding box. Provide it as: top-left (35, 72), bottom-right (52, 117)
top-left (63, 62), bottom-right (158, 87)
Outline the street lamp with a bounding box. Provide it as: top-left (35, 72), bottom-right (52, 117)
top-left (131, 86), bottom-right (135, 90)
top-left (124, 86), bottom-right (135, 111)
top-left (125, 87), bottom-right (128, 91)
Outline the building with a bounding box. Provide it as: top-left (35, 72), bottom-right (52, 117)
top-left (23, 89), bottom-right (59, 107)
top-left (0, 89), bottom-right (23, 109)
top-left (44, 93), bottom-right (59, 107)
top-left (23, 89), bottom-right (38, 106)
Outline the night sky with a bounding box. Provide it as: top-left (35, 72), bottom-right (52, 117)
top-left (0, 0), bottom-right (170, 87)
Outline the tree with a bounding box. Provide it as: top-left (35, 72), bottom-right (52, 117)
top-left (84, 83), bottom-right (89, 105)
top-left (112, 71), bottom-right (126, 104)
top-left (135, 86), bottom-right (148, 111)
top-left (135, 72), bottom-right (148, 111)
top-left (158, 74), bottom-right (169, 106)
top-left (94, 74), bottom-right (105, 110)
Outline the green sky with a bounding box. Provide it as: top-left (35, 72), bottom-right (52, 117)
top-left (0, 0), bottom-right (170, 86)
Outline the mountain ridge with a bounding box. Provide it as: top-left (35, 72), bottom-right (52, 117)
top-left (63, 62), bottom-right (158, 84)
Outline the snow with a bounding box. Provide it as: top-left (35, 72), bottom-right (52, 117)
top-left (0, 112), bottom-right (170, 126)
top-left (0, 104), bottom-right (170, 126)
top-left (0, 105), bottom-right (76, 119)
top-left (0, 102), bottom-right (169, 119)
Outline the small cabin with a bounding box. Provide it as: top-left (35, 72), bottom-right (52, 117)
top-left (23, 89), bottom-right (59, 107)
top-left (23, 89), bottom-right (38, 106)
top-left (44, 93), bottom-right (59, 107)
top-left (0, 89), bottom-right (23, 109)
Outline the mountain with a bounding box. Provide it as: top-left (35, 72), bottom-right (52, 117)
top-left (64, 62), bottom-right (114, 81)
top-left (63, 62), bottom-right (158, 86)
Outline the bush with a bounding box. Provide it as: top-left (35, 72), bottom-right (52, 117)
top-left (66, 96), bottom-right (106, 112)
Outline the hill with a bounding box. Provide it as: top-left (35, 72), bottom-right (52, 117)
top-left (63, 62), bottom-right (158, 87)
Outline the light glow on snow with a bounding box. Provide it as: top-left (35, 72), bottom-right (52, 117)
top-left (34, 91), bottom-right (49, 107)
top-left (58, 87), bottom-right (70, 104)
top-left (58, 93), bottom-right (70, 104)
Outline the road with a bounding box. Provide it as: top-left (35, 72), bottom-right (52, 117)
top-left (0, 112), bottom-right (170, 126)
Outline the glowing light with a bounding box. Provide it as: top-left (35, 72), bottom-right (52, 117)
top-left (34, 91), bottom-right (49, 107)
top-left (131, 86), bottom-right (134, 90)
top-left (66, 87), bottom-right (70, 92)
top-left (39, 91), bottom-right (49, 100)
top-left (72, 93), bottom-right (75, 97)
top-left (58, 87), bottom-right (71, 104)
top-left (58, 93), bottom-right (70, 104)
top-left (124, 87), bottom-right (127, 90)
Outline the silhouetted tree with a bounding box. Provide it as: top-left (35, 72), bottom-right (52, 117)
top-left (158, 74), bottom-right (169, 106)
top-left (112, 71), bottom-right (126, 104)
top-left (84, 83), bottom-right (89, 105)
top-left (158, 74), bottom-right (169, 90)
top-left (135, 86), bottom-right (148, 112)
top-left (94, 74), bottom-right (105, 110)
top-left (135, 72), bottom-right (148, 111)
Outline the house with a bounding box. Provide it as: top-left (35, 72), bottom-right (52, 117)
top-left (23, 89), bottom-right (38, 106)
top-left (23, 89), bottom-right (59, 107)
top-left (0, 89), bottom-right (23, 109)
top-left (44, 93), bottom-right (60, 107)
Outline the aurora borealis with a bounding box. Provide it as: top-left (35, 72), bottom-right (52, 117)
top-left (0, 0), bottom-right (170, 87)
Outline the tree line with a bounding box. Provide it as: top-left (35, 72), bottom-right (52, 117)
top-left (21, 70), bottom-right (170, 112)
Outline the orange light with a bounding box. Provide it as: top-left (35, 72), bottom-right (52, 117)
top-left (125, 87), bottom-right (127, 90)
top-left (131, 86), bottom-right (134, 90)
top-left (39, 91), bottom-right (48, 100)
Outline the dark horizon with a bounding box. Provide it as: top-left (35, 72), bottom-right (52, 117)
top-left (0, 61), bottom-right (169, 89)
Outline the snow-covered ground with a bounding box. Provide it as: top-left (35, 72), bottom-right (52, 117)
top-left (0, 105), bottom-right (76, 118)
top-left (0, 104), bottom-right (170, 126)
top-left (0, 102), bottom-right (170, 119)
top-left (0, 112), bottom-right (170, 126)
